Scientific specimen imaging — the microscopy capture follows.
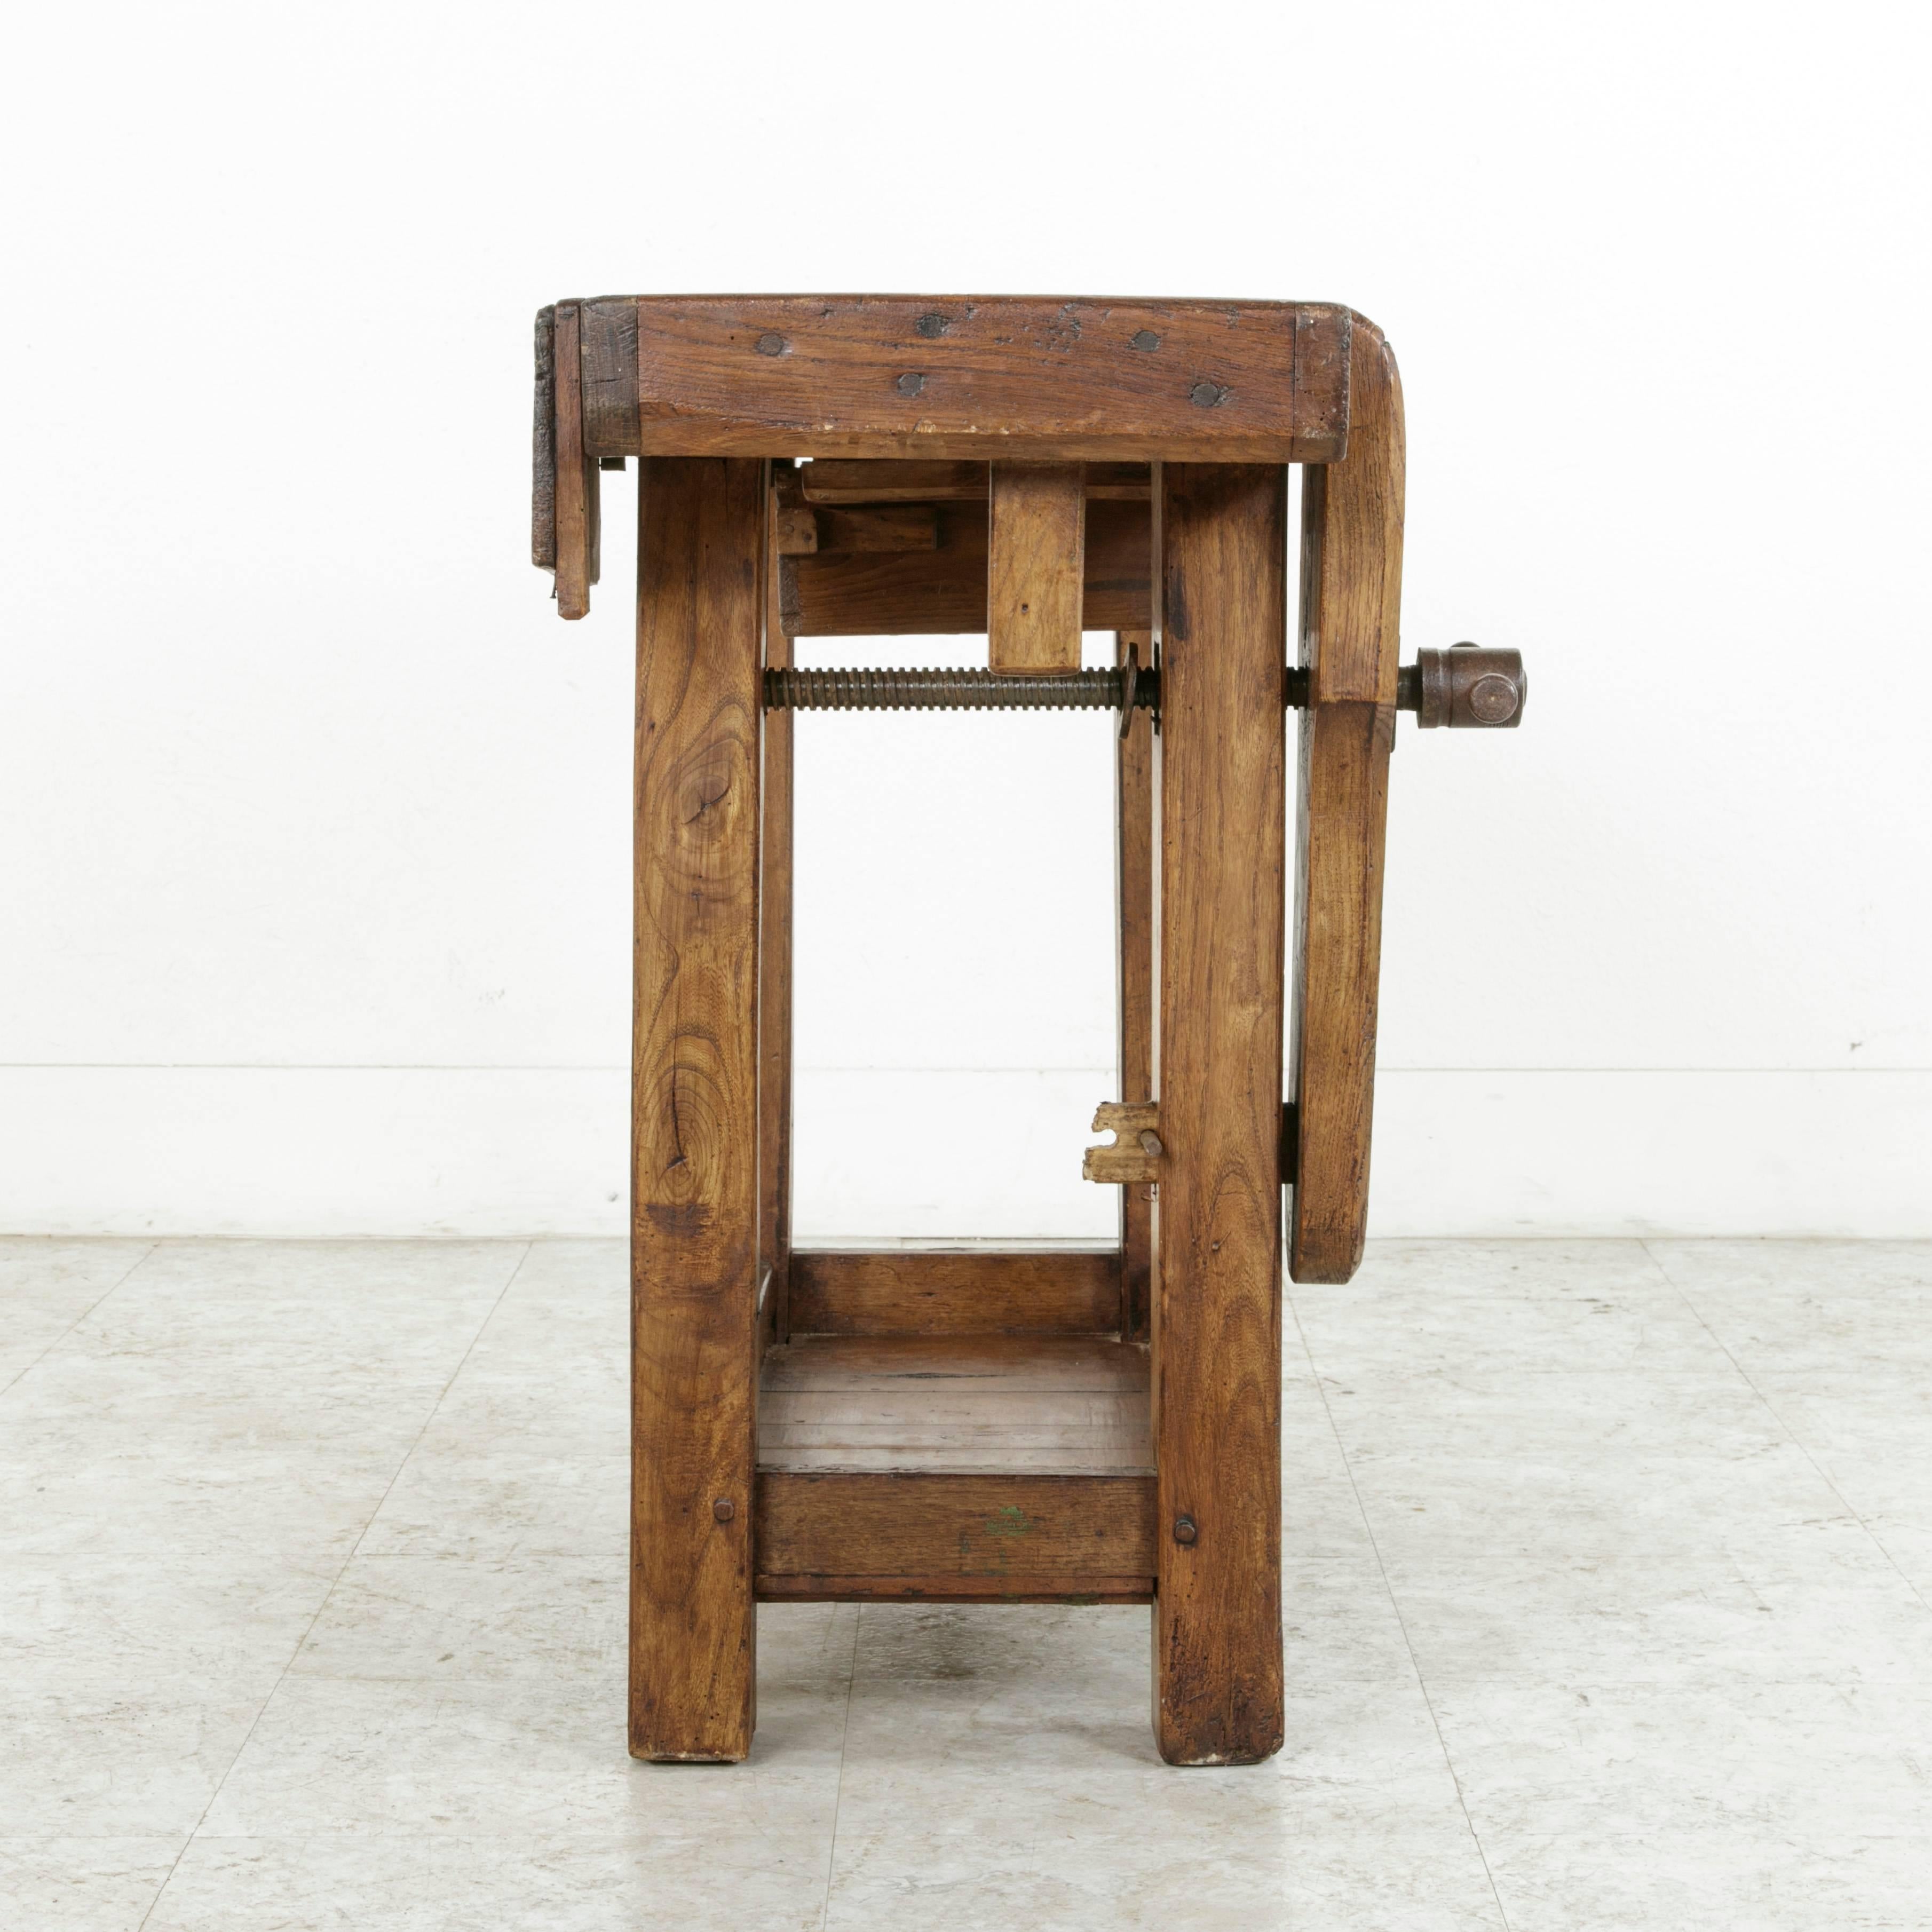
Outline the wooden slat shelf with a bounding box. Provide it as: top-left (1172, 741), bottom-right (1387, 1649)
top-left (758, 1334), bottom-right (1152, 1476)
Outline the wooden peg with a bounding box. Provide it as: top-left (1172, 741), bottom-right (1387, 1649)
top-left (989, 463), bottom-right (1086, 674)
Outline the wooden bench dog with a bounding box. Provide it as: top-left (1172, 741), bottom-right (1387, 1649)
top-left (531, 294), bottom-right (1526, 1766)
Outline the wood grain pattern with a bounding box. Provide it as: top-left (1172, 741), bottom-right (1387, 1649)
top-left (782, 496), bottom-right (1149, 637)
top-left (989, 463), bottom-right (1086, 674)
top-left (1289, 321), bottom-right (1405, 1284)
top-left (754, 1472), bottom-right (1157, 1590)
top-left (1116, 630), bottom-right (1154, 1340)
top-left (552, 301), bottom-right (597, 620)
top-left (788, 1249), bottom-right (1120, 1337)
top-left (1154, 462), bottom-right (1288, 1765)
top-left (799, 459), bottom-right (1150, 503)
top-left (1082, 1102), bottom-right (1161, 1183)
top-left (758, 1334), bottom-right (1152, 1475)
top-left (809, 504), bottom-right (940, 552)
top-left (761, 477), bottom-right (795, 1348)
top-left (629, 456), bottom-right (766, 1762)
top-left (571, 297), bottom-right (1351, 462)
top-left (757, 1571), bottom-right (1153, 1604)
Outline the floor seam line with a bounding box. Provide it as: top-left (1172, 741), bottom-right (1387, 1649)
top-left (131, 1239), bottom-right (537, 1931)
top-left (1287, 1287), bottom-right (1515, 1932)
top-left (0, 1240), bottom-right (160, 1404)
top-left (1639, 1239), bottom-right (1932, 1618)
top-left (818, 1605), bottom-right (864, 1932)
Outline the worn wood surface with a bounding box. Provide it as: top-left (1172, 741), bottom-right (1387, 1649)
top-left (758, 1335), bottom-right (1152, 1475)
top-left (1083, 1102), bottom-right (1162, 1183)
top-left (801, 458), bottom-right (1150, 503)
top-left (989, 463), bottom-right (1086, 674)
top-left (761, 476), bottom-right (795, 1348)
top-left (782, 496), bottom-right (1149, 637)
top-left (565, 297), bottom-right (1351, 463)
top-left (754, 1471), bottom-right (1157, 1591)
top-left (1154, 462), bottom-right (1287, 1765)
top-left (551, 302), bottom-right (598, 620)
top-left (807, 504), bottom-right (940, 552)
top-left (1290, 321), bottom-right (1404, 1284)
top-left (1116, 629), bottom-right (1155, 1340)
top-left (629, 456), bottom-right (766, 1762)
top-left (788, 1249), bottom-right (1120, 1337)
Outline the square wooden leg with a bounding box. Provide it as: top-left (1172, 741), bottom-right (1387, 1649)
top-left (1152, 464), bottom-right (1287, 1766)
top-left (629, 455), bottom-right (766, 1762)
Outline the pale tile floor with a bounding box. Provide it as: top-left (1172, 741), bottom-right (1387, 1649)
top-left (3, 1238), bottom-right (1929, 1930)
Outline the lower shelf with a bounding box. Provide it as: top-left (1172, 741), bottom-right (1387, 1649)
top-left (758, 1333), bottom-right (1153, 1475)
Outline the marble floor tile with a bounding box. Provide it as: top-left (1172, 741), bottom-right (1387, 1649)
top-left (0, 1440), bottom-right (414, 1570)
top-left (145, 1831), bottom-right (836, 1932)
top-left (288, 1551), bottom-right (625, 1685)
top-left (203, 1608), bottom-right (853, 1839)
top-left (0, 1685), bottom-right (271, 1837)
top-left (0, 1836), bottom-right (184, 1932)
top-left (1646, 1239), bottom-right (1932, 1378)
top-left (1381, 1523), bottom-right (1932, 1690)
top-left (0, 1239), bottom-right (153, 1395)
top-left (353, 1445), bottom-right (628, 1563)
top-left (1284, 1550), bottom-right (1419, 1685)
top-left (1328, 1369), bottom-right (1853, 1561)
top-left (823, 1606), bottom-right (1503, 1930)
top-left (1743, 1371), bottom-right (1932, 1537)
top-left (1, 1551), bottom-right (334, 1695)
top-left (1430, 1674), bottom-right (1932, 1923)
top-left (1292, 1239), bottom-right (1724, 1380)
top-left (6, 1238), bottom-right (1931, 1929)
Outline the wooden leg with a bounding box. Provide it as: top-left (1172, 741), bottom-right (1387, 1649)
top-left (1289, 324), bottom-right (1404, 1284)
top-left (629, 456), bottom-right (766, 1762)
top-left (1152, 464), bottom-right (1287, 1765)
top-left (1115, 629), bottom-right (1154, 1341)
top-left (761, 484), bottom-right (796, 1347)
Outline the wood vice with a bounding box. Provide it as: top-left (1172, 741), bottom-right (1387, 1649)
top-left (532, 295), bottom-right (1527, 1766)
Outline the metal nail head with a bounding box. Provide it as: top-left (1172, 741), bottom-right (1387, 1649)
top-left (712, 1498), bottom-right (735, 1522)
top-left (1173, 1514), bottom-right (1198, 1546)
top-left (896, 372), bottom-right (926, 397)
top-left (755, 332), bottom-right (787, 357)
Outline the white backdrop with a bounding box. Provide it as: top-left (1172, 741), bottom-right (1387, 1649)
top-left (3, 1), bottom-right (1927, 1239)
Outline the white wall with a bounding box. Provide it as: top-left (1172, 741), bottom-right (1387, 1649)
top-left (3, 1), bottom-right (1927, 1239)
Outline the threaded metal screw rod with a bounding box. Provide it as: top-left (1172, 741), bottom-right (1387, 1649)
top-left (762, 667), bottom-right (1143, 711)
top-left (761, 652), bottom-right (1526, 727)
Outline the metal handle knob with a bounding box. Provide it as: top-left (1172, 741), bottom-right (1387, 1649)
top-left (1398, 643), bottom-right (1527, 728)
